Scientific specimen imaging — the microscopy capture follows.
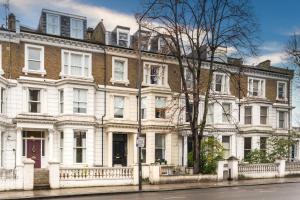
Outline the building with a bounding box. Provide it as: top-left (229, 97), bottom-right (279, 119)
top-left (0, 9), bottom-right (296, 176)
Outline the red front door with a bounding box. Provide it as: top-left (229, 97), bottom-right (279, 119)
top-left (27, 140), bottom-right (41, 168)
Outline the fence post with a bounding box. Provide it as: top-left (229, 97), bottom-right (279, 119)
top-left (217, 160), bottom-right (225, 181)
top-left (48, 161), bottom-right (60, 189)
top-left (227, 156), bottom-right (239, 180)
top-left (23, 158), bottom-right (35, 190)
top-left (133, 164), bottom-right (139, 185)
top-left (276, 159), bottom-right (286, 178)
top-left (149, 164), bottom-right (160, 184)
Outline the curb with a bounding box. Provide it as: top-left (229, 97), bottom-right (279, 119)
top-left (4, 180), bottom-right (300, 200)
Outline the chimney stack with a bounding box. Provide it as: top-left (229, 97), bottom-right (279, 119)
top-left (8, 13), bottom-right (16, 31)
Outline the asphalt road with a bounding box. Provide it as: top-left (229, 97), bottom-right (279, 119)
top-left (51, 182), bottom-right (300, 200)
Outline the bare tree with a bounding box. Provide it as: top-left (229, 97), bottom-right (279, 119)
top-left (138, 0), bottom-right (258, 174)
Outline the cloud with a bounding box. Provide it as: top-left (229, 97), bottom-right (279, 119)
top-left (8, 0), bottom-right (138, 33)
top-left (245, 52), bottom-right (288, 66)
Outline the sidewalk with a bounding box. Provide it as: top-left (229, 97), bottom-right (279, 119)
top-left (1, 177), bottom-right (300, 200)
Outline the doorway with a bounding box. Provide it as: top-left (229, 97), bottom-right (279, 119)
top-left (113, 134), bottom-right (127, 166)
top-left (27, 140), bottom-right (41, 168)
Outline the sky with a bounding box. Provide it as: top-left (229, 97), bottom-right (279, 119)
top-left (0, 0), bottom-right (300, 125)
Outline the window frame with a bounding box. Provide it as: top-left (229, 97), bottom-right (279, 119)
top-left (222, 103), bottom-right (232, 123)
top-left (212, 73), bottom-right (230, 94)
top-left (111, 57), bottom-right (129, 85)
top-left (260, 106), bottom-right (268, 125)
top-left (73, 88), bottom-right (87, 114)
top-left (143, 62), bottom-right (168, 87)
top-left (61, 50), bottom-right (92, 79)
top-left (206, 103), bottom-right (214, 124)
top-left (155, 96), bottom-right (167, 119)
top-left (244, 106), bottom-right (252, 125)
top-left (73, 131), bottom-right (86, 163)
top-left (59, 89), bottom-right (64, 114)
top-left (46, 13), bottom-right (60, 36)
top-left (70, 18), bottom-right (84, 39)
top-left (278, 110), bottom-right (287, 129)
top-left (114, 96), bottom-right (125, 118)
top-left (117, 29), bottom-right (130, 48)
top-left (28, 89), bottom-right (41, 113)
top-left (184, 68), bottom-right (193, 89)
top-left (0, 87), bottom-right (5, 114)
top-left (155, 134), bottom-right (166, 161)
top-left (222, 136), bottom-right (231, 159)
top-left (60, 132), bottom-right (64, 163)
top-left (277, 81), bottom-right (287, 100)
top-left (244, 137), bottom-right (252, 159)
top-left (248, 77), bottom-right (265, 98)
top-left (141, 97), bottom-right (147, 119)
top-left (23, 44), bottom-right (46, 75)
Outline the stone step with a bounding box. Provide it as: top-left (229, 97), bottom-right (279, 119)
top-left (34, 184), bottom-right (50, 190)
top-left (34, 169), bottom-right (49, 185)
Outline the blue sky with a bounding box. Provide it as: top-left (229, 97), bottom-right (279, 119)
top-left (0, 0), bottom-right (300, 124)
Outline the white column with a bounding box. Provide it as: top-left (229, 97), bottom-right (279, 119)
top-left (107, 132), bottom-right (113, 167)
top-left (146, 132), bottom-right (155, 164)
top-left (0, 131), bottom-right (2, 167)
top-left (48, 129), bottom-right (54, 161)
top-left (86, 128), bottom-right (94, 166)
top-left (183, 136), bottom-right (188, 166)
top-left (165, 133), bottom-right (172, 164)
top-left (16, 127), bottom-right (22, 166)
top-left (231, 134), bottom-right (237, 157)
top-left (133, 133), bottom-right (138, 164)
top-left (63, 128), bottom-right (73, 166)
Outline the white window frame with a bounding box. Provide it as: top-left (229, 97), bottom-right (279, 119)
top-left (206, 103), bottom-right (214, 124)
top-left (155, 96), bottom-right (167, 119)
top-left (143, 62), bottom-right (169, 87)
top-left (70, 18), bottom-right (84, 39)
top-left (155, 134), bottom-right (166, 161)
top-left (0, 44), bottom-right (3, 75)
top-left (277, 81), bottom-right (287, 101)
top-left (28, 88), bottom-right (41, 113)
top-left (277, 110), bottom-right (288, 129)
top-left (59, 89), bottom-right (64, 114)
top-left (184, 68), bottom-right (193, 89)
top-left (73, 131), bottom-right (86, 164)
top-left (73, 89), bottom-right (87, 114)
top-left (248, 77), bottom-right (265, 98)
top-left (222, 102), bottom-right (232, 123)
top-left (117, 29), bottom-right (130, 48)
top-left (222, 135), bottom-right (231, 159)
top-left (260, 106), bottom-right (268, 125)
top-left (46, 13), bottom-right (60, 35)
top-left (111, 57), bottom-right (129, 85)
top-left (212, 73), bottom-right (230, 94)
top-left (23, 44), bottom-right (46, 76)
top-left (244, 106), bottom-right (252, 125)
top-left (114, 96), bottom-right (125, 119)
top-left (61, 50), bottom-right (92, 79)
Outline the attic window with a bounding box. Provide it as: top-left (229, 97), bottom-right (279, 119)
top-left (71, 18), bottom-right (84, 39)
top-left (46, 14), bottom-right (60, 35)
top-left (117, 29), bottom-right (129, 47)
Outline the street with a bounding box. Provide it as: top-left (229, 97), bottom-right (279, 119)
top-left (50, 182), bottom-right (300, 200)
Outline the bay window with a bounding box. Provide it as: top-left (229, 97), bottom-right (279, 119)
top-left (248, 78), bottom-right (265, 97)
top-left (155, 97), bottom-right (166, 119)
top-left (260, 106), bottom-right (268, 125)
top-left (141, 97), bottom-right (147, 119)
top-left (59, 89), bottom-right (64, 114)
top-left (222, 103), bottom-right (231, 123)
top-left (73, 89), bottom-right (87, 114)
top-left (155, 134), bottom-right (165, 161)
top-left (213, 73), bottom-right (229, 94)
top-left (28, 89), bottom-right (41, 113)
top-left (144, 62), bottom-right (168, 86)
top-left (114, 96), bottom-right (125, 118)
top-left (46, 14), bottom-right (60, 35)
top-left (277, 82), bottom-right (287, 100)
top-left (222, 136), bottom-right (231, 159)
top-left (244, 106), bottom-right (252, 125)
top-left (73, 131), bottom-right (86, 163)
top-left (70, 18), bottom-right (84, 39)
top-left (62, 50), bottom-right (91, 78)
top-left (278, 111), bottom-right (287, 129)
top-left (206, 103), bottom-right (214, 124)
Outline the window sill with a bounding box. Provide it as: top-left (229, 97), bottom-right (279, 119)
top-left (110, 79), bottom-right (130, 86)
top-left (142, 83), bottom-right (170, 88)
top-left (22, 68), bottom-right (46, 76)
top-left (59, 73), bottom-right (94, 81)
top-left (276, 98), bottom-right (288, 101)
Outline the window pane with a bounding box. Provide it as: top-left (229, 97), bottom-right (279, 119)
top-left (114, 60), bottom-right (124, 81)
top-left (150, 66), bottom-right (159, 84)
top-left (155, 97), bottom-right (166, 108)
top-left (215, 75), bottom-right (222, 92)
top-left (71, 54), bottom-right (82, 76)
top-left (28, 48), bottom-right (41, 61)
top-left (244, 106), bottom-right (252, 124)
top-left (29, 90), bottom-right (40, 101)
top-left (28, 60), bottom-right (41, 71)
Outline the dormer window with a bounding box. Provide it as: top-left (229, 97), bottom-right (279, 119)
top-left (71, 18), bottom-right (84, 39)
top-left (46, 14), bottom-right (60, 35)
top-left (117, 29), bottom-right (130, 47)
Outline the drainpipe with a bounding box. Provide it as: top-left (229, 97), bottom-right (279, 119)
top-left (100, 46), bottom-right (107, 167)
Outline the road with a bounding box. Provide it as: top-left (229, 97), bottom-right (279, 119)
top-left (49, 182), bottom-right (300, 200)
